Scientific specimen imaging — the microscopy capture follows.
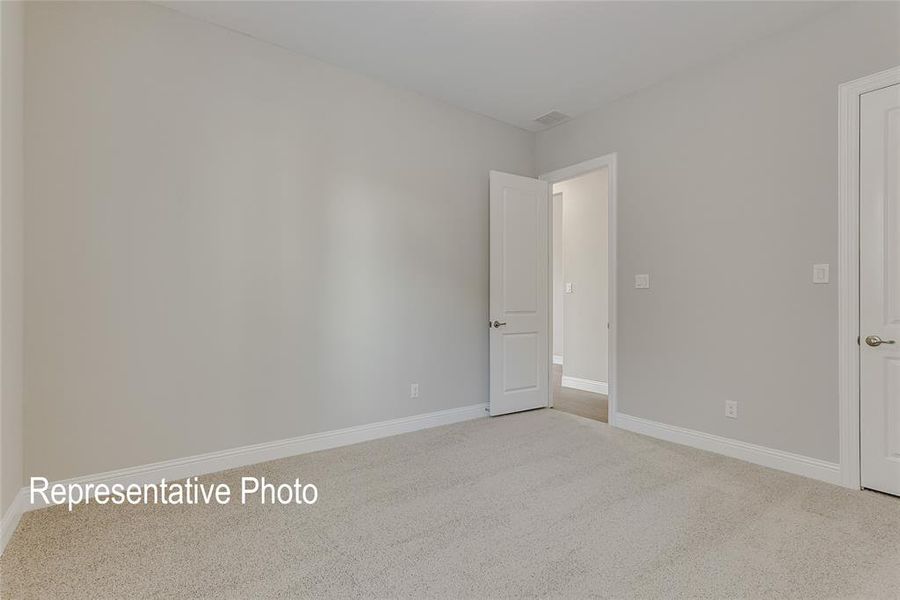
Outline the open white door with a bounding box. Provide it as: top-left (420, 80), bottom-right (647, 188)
top-left (860, 82), bottom-right (900, 496)
top-left (489, 171), bottom-right (550, 416)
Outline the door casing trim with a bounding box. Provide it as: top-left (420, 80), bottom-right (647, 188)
top-left (539, 153), bottom-right (618, 426)
top-left (838, 66), bottom-right (900, 490)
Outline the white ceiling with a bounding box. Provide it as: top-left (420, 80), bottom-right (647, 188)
top-left (158, 1), bottom-right (839, 132)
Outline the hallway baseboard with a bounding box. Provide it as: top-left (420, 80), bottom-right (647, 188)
top-left (561, 376), bottom-right (607, 395)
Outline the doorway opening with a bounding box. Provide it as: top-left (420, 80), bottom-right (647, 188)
top-left (486, 155), bottom-right (616, 420)
top-left (541, 154), bottom-right (617, 425)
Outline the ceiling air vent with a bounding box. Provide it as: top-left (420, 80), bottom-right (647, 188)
top-left (534, 110), bottom-right (571, 127)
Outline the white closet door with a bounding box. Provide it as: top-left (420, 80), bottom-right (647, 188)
top-left (860, 82), bottom-right (900, 496)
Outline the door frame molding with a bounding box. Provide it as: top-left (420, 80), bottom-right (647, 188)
top-left (838, 66), bottom-right (900, 489)
top-left (539, 153), bottom-right (618, 425)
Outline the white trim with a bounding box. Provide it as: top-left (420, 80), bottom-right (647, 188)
top-left (20, 403), bottom-right (488, 512)
top-left (561, 376), bottom-right (608, 395)
top-left (552, 355), bottom-right (564, 365)
top-left (540, 156), bottom-right (611, 184)
top-left (0, 489), bottom-right (24, 556)
top-left (540, 153), bottom-right (618, 426)
top-left (616, 413), bottom-right (842, 486)
top-left (838, 66), bottom-right (900, 490)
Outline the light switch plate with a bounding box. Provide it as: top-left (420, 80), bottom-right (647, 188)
top-left (635, 274), bottom-right (650, 289)
top-left (565, 282), bottom-right (574, 293)
top-left (812, 264), bottom-right (829, 284)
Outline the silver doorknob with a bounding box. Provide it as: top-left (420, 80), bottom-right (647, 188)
top-left (865, 335), bottom-right (896, 347)
top-left (492, 320), bottom-right (507, 328)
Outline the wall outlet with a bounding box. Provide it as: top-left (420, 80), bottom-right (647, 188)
top-left (635, 274), bottom-right (650, 289)
top-left (725, 400), bottom-right (738, 419)
top-left (410, 383), bottom-right (419, 399)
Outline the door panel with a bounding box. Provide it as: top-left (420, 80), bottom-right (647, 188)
top-left (886, 358), bottom-right (900, 460)
top-left (860, 82), bottom-right (900, 496)
top-left (503, 333), bottom-right (539, 392)
top-left (490, 171), bottom-right (549, 416)
top-left (502, 191), bottom-right (539, 313)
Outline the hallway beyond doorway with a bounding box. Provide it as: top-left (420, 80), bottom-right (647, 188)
top-left (551, 364), bottom-right (608, 422)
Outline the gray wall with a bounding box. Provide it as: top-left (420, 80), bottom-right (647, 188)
top-left (553, 169), bottom-right (609, 384)
top-left (25, 2), bottom-right (534, 482)
top-left (536, 2), bottom-right (900, 462)
top-left (1, 0), bottom-right (24, 519)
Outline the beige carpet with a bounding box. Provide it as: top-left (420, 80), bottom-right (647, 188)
top-left (2, 409), bottom-right (900, 599)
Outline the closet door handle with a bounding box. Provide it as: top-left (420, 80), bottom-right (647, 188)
top-left (865, 335), bottom-right (896, 347)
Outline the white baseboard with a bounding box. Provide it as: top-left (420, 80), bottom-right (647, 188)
top-left (561, 375), bottom-right (608, 395)
top-left (614, 412), bottom-right (842, 486)
top-left (0, 489), bottom-right (25, 557)
top-left (20, 402), bottom-right (489, 513)
top-left (552, 355), bottom-right (564, 365)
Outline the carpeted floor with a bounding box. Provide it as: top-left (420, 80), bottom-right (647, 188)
top-left (2, 409), bottom-right (899, 599)
top-left (552, 364), bottom-right (608, 422)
